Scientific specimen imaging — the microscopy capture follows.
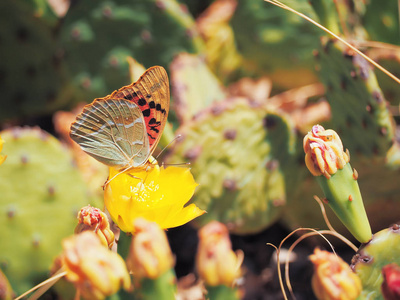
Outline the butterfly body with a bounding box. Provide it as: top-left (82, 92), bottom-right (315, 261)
top-left (70, 66), bottom-right (169, 171)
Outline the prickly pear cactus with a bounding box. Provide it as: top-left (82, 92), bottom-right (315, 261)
top-left (362, 0), bottom-right (399, 44)
top-left (0, 1), bottom-right (68, 121)
top-left (351, 224), bottom-right (400, 299)
top-left (316, 38), bottom-right (395, 158)
top-left (167, 99), bottom-right (297, 234)
top-left (170, 53), bottom-right (226, 124)
top-left (229, 0), bottom-right (320, 88)
top-left (0, 127), bottom-right (100, 293)
top-left (59, 0), bottom-right (204, 103)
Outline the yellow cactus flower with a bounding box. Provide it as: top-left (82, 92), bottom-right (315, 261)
top-left (61, 231), bottom-right (131, 300)
top-left (126, 218), bottom-right (174, 279)
top-left (310, 248), bottom-right (361, 300)
top-left (104, 164), bottom-right (205, 233)
top-left (74, 205), bottom-right (115, 249)
top-left (0, 135), bottom-right (7, 165)
top-left (303, 125), bottom-right (349, 179)
top-left (196, 221), bottom-right (242, 287)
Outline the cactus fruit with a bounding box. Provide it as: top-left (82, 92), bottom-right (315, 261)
top-left (59, 0), bottom-right (204, 103)
top-left (351, 224), bottom-right (400, 299)
top-left (0, 127), bottom-right (100, 293)
top-left (0, 1), bottom-right (68, 121)
top-left (167, 98), bottom-right (296, 234)
top-left (303, 125), bottom-right (372, 243)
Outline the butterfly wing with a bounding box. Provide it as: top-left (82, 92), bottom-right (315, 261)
top-left (107, 66), bottom-right (169, 155)
top-left (70, 98), bottom-right (150, 169)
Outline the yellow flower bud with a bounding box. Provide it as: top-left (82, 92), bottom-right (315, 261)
top-left (196, 221), bottom-right (242, 287)
top-left (126, 218), bottom-right (175, 279)
top-left (303, 125), bottom-right (349, 179)
top-left (74, 205), bottom-right (115, 249)
top-left (61, 232), bottom-right (131, 300)
top-left (310, 248), bottom-right (361, 300)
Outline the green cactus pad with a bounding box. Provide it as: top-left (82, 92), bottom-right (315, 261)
top-left (59, 0), bottom-right (204, 103)
top-left (170, 53), bottom-right (226, 124)
top-left (362, 0), bottom-right (399, 44)
top-left (0, 127), bottom-right (100, 293)
top-left (316, 38), bottom-right (395, 158)
top-left (351, 224), bottom-right (400, 299)
top-left (167, 99), bottom-right (296, 234)
top-left (230, 0), bottom-right (320, 88)
top-left (0, 1), bottom-right (68, 121)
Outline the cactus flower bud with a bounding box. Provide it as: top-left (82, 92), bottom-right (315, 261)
top-left (61, 231), bottom-right (131, 300)
top-left (304, 124), bottom-right (349, 179)
top-left (126, 218), bottom-right (174, 279)
top-left (381, 263), bottom-right (400, 300)
top-left (196, 221), bottom-right (241, 287)
top-left (310, 248), bottom-right (361, 300)
top-left (303, 125), bottom-right (372, 243)
top-left (75, 205), bottom-right (115, 249)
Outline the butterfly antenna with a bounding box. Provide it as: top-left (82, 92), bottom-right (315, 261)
top-left (155, 134), bottom-right (183, 160)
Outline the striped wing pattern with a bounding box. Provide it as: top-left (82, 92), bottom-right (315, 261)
top-left (106, 66), bottom-right (169, 152)
top-left (70, 98), bottom-right (150, 169)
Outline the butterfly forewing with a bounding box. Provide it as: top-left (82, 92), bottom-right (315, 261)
top-left (70, 99), bottom-right (150, 169)
top-left (108, 66), bottom-right (169, 154)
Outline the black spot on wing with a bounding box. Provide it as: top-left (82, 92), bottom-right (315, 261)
top-left (156, 103), bottom-right (166, 114)
top-left (149, 101), bottom-right (155, 108)
top-left (142, 109), bottom-right (151, 117)
top-left (147, 133), bottom-right (156, 140)
top-left (138, 98), bottom-right (146, 106)
top-left (149, 118), bottom-right (157, 125)
top-left (149, 126), bottom-right (159, 133)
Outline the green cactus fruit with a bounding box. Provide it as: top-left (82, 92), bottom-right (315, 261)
top-left (316, 163), bottom-right (372, 244)
top-left (206, 285), bottom-right (240, 300)
top-left (167, 99), bottom-right (297, 234)
top-left (351, 224), bottom-right (400, 299)
top-left (0, 127), bottom-right (101, 294)
top-left (131, 269), bottom-right (176, 300)
top-left (59, 0), bottom-right (205, 103)
top-left (230, 0), bottom-right (320, 89)
top-left (0, 1), bottom-right (68, 122)
top-left (170, 53), bottom-right (226, 125)
top-left (316, 37), bottom-right (395, 158)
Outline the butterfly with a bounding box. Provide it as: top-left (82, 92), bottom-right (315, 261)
top-left (69, 66), bottom-right (169, 171)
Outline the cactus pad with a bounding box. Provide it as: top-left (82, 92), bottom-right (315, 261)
top-left (0, 1), bottom-right (67, 121)
top-left (316, 38), bottom-right (395, 158)
top-left (351, 224), bottom-right (400, 299)
top-left (59, 0), bottom-right (204, 103)
top-left (230, 0), bottom-right (320, 88)
top-left (167, 99), bottom-right (296, 234)
top-left (0, 127), bottom-right (99, 293)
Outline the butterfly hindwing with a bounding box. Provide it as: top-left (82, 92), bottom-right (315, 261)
top-left (70, 98), bottom-right (150, 169)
